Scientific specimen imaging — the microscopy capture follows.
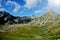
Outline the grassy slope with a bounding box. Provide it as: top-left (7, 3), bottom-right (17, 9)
top-left (0, 10), bottom-right (60, 40)
top-left (0, 24), bottom-right (59, 40)
top-left (0, 36), bottom-right (56, 40)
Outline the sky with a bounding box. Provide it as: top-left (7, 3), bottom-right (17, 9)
top-left (0, 0), bottom-right (60, 17)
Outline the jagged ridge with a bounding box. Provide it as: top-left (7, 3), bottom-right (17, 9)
top-left (0, 11), bottom-right (33, 24)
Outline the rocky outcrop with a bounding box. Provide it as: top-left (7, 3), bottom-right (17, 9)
top-left (0, 11), bottom-right (32, 24)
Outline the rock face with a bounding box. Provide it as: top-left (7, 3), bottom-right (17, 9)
top-left (0, 11), bottom-right (32, 24)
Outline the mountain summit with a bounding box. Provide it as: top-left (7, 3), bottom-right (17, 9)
top-left (40, 10), bottom-right (60, 26)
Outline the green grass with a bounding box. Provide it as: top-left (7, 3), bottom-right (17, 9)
top-left (0, 24), bottom-right (60, 40)
top-left (0, 22), bottom-right (60, 40)
top-left (0, 36), bottom-right (56, 40)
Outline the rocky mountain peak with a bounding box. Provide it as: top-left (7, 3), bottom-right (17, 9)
top-left (0, 11), bottom-right (33, 25)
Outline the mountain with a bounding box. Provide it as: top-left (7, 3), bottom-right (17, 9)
top-left (29, 10), bottom-right (60, 35)
top-left (39, 10), bottom-right (60, 26)
top-left (0, 11), bottom-right (33, 25)
top-left (24, 10), bottom-right (60, 35)
top-left (31, 10), bottom-right (60, 26)
top-left (0, 10), bottom-right (60, 40)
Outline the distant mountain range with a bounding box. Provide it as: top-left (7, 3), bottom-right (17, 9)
top-left (0, 11), bottom-right (34, 24)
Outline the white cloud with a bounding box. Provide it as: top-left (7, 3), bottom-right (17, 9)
top-left (0, 0), bottom-right (2, 2)
top-left (6, 0), bottom-right (21, 13)
top-left (24, 0), bottom-right (42, 9)
top-left (13, 5), bottom-right (21, 13)
top-left (35, 10), bottom-right (42, 14)
top-left (0, 0), bottom-right (2, 1)
top-left (0, 8), bottom-right (5, 11)
top-left (48, 0), bottom-right (60, 8)
top-left (20, 8), bottom-right (26, 14)
top-left (34, 5), bottom-right (48, 14)
top-left (0, 0), bottom-right (2, 7)
top-left (0, 4), bottom-right (2, 7)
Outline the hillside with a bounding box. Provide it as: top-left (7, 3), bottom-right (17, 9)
top-left (39, 10), bottom-right (60, 35)
top-left (0, 10), bottom-right (60, 40)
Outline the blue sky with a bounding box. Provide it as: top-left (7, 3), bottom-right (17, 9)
top-left (0, 0), bottom-right (60, 17)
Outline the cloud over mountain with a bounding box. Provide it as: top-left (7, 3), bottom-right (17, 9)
top-left (24, 0), bottom-right (42, 9)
